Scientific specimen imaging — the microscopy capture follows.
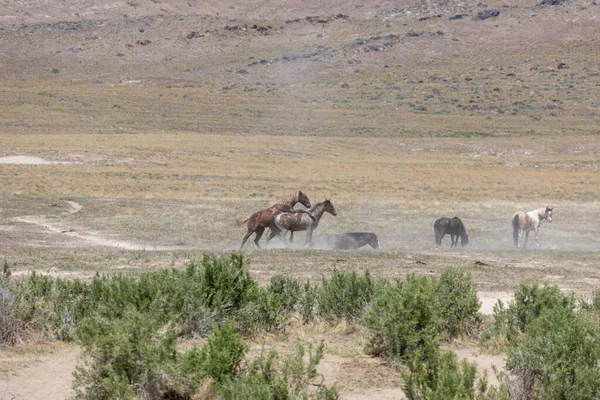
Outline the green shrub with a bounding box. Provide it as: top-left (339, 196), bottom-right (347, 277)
top-left (506, 308), bottom-right (600, 399)
top-left (187, 320), bottom-right (248, 383)
top-left (219, 343), bottom-right (338, 400)
top-left (254, 289), bottom-right (290, 333)
top-left (478, 282), bottom-right (600, 399)
top-left (436, 268), bottom-right (481, 338)
top-left (1, 269), bottom-right (90, 343)
top-left (402, 341), bottom-right (508, 400)
top-left (480, 282), bottom-right (576, 349)
top-left (73, 309), bottom-right (200, 399)
top-left (268, 275), bottom-right (301, 313)
top-left (579, 288), bottom-right (600, 315)
top-left (511, 282), bottom-right (575, 333)
top-left (200, 253), bottom-right (259, 312)
top-left (298, 281), bottom-right (318, 323)
top-left (317, 269), bottom-right (374, 323)
top-left (1, 262), bottom-right (20, 346)
top-left (1, 253), bottom-right (277, 345)
top-left (363, 275), bottom-right (440, 361)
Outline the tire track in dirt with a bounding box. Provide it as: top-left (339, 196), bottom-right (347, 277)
top-left (12, 200), bottom-right (191, 251)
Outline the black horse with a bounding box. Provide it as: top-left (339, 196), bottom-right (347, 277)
top-left (434, 217), bottom-right (469, 248)
top-left (311, 232), bottom-right (380, 250)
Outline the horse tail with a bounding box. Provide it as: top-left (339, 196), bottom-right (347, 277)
top-left (235, 216), bottom-right (249, 226)
top-left (434, 219), bottom-right (441, 247)
top-left (512, 214), bottom-right (520, 248)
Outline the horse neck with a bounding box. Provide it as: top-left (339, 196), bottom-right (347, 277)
top-left (531, 208), bottom-right (545, 221)
top-left (309, 203), bottom-right (327, 223)
top-left (271, 192), bottom-right (298, 208)
top-left (536, 208), bottom-right (548, 220)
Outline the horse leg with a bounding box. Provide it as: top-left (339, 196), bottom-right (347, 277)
top-left (253, 226), bottom-right (265, 249)
top-left (240, 229), bottom-right (254, 250)
top-left (450, 235), bottom-right (455, 248)
top-left (266, 229), bottom-right (277, 246)
top-left (305, 228), bottom-right (313, 248)
top-left (523, 231), bottom-right (530, 249)
top-left (289, 231), bottom-right (294, 244)
top-left (282, 230), bottom-right (291, 248)
top-left (534, 224), bottom-right (541, 247)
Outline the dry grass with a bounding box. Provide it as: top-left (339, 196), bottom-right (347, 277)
top-left (1, 0), bottom-right (600, 397)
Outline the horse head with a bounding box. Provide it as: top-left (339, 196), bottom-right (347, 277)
top-left (461, 234), bottom-right (469, 247)
top-left (372, 234), bottom-right (380, 249)
top-left (545, 206), bottom-right (553, 222)
top-left (297, 190), bottom-right (311, 208)
top-left (324, 199), bottom-right (337, 216)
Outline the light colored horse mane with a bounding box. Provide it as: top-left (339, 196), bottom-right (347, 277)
top-left (236, 190), bottom-right (308, 226)
top-left (270, 190), bottom-right (307, 211)
top-left (512, 206), bottom-right (553, 248)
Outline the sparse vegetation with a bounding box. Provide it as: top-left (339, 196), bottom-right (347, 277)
top-left (481, 282), bottom-right (600, 399)
top-left (364, 268), bottom-right (481, 362)
top-left (5, 252), bottom-right (600, 399)
top-left (2, 0), bottom-right (600, 397)
top-left (402, 342), bottom-right (509, 400)
top-left (317, 269), bottom-right (374, 323)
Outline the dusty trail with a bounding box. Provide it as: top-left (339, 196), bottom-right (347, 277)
top-left (0, 344), bottom-right (79, 400)
top-left (11, 200), bottom-right (192, 251)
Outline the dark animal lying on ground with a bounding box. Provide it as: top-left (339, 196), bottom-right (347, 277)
top-left (311, 232), bottom-right (380, 250)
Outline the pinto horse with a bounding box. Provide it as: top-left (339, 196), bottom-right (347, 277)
top-left (267, 199), bottom-right (337, 248)
top-left (238, 190), bottom-right (311, 250)
top-left (434, 217), bottom-right (469, 248)
top-left (512, 206), bottom-right (553, 248)
top-left (311, 232), bottom-right (380, 250)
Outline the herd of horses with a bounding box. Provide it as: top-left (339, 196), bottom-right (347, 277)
top-left (236, 190), bottom-right (553, 250)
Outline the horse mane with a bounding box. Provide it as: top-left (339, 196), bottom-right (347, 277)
top-left (309, 200), bottom-right (323, 212)
top-left (271, 190), bottom-right (305, 208)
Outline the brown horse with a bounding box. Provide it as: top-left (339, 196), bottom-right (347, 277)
top-left (238, 190), bottom-right (311, 250)
top-left (267, 199), bottom-right (337, 248)
top-left (512, 206), bottom-right (553, 248)
top-left (434, 217), bottom-right (469, 248)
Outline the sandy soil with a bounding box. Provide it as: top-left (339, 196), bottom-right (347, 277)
top-left (1, 0), bottom-right (599, 396)
top-left (0, 343), bottom-right (79, 400)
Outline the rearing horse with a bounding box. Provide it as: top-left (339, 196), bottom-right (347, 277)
top-left (512, 206), bottom-right (553, 248)
top-left (267, 199), bottom-right (337, 248)
top-left (238, 190), bottom-right (311, 250)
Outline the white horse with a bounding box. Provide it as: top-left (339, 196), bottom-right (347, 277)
top-left (512, 206), bottom-right (553, 248)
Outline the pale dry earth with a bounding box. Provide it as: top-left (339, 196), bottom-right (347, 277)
top-left (1, 0), bottom-right (600, 398)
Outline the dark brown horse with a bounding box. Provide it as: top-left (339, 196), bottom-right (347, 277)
top-left (434, 217), bottom-right (469, 248)
top-left (267, 199), bottom-right (337, 248)
top-left (311, 232), bottom-right (380, 250)
top-left (238, 190), bottom-right (311, 250)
